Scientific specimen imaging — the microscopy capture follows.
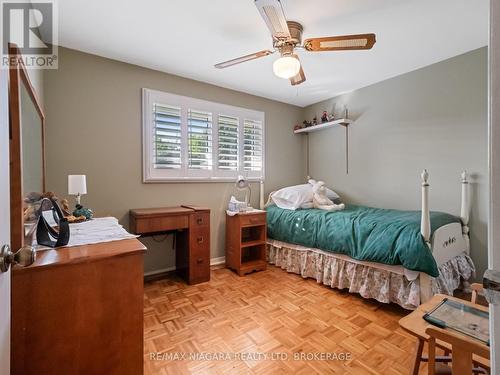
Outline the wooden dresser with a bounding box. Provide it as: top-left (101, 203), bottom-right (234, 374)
top-left (11, 238), bottom-right (146, 375)
top-left (226, 210), bottom-right (267, 276)
top-left (129, 205), bottom-right (210, 284)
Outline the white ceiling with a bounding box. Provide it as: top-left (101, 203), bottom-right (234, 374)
top-left (57, 0), bottom-right (488, 107)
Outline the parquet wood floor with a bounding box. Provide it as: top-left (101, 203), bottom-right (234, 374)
top-left (144, 266), bottom-right (433, 374)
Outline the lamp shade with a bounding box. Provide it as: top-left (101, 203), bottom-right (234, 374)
top-left (273, 55), bottom-right (301, 79)
top-left (68, 175), bottom-right (87, 195)
top-left (235, 175), bottom-right (249, 190)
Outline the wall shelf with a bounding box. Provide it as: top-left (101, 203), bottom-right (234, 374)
top-left (294, 118), bottom-right (353, 134)
top-left (296, 118), bottom-right (354, 174)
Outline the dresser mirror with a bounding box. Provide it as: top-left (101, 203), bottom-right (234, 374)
top-left (9, 43), bottom-right (46, 251)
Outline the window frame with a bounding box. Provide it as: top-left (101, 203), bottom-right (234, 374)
top-left (142, 88), bottom-right (265, 183)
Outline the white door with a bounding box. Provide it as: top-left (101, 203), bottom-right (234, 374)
top-left (489, 0), bottom-right (500, 372)
top-left (0, 69), bottom-right (11, 373)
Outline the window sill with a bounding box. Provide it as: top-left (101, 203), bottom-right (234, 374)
top-left (143, 177), bottom-right (264, 184)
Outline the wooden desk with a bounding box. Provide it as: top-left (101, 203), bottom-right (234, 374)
top-left (12, 238), bottom-right (146, 375)
top-left (399, 294), bottom-right (490, 374)
top-left (129, 205), bottom-right (210, 285)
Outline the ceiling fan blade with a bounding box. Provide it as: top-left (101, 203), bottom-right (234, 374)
top-left (254, 0), bottom-right (291, 40)
top-left (290, 55), bottom-right (306, 86)
top-left (214, 50), bottom-right (274, 69)
top-left (304, 33), bottom-right (376, 52)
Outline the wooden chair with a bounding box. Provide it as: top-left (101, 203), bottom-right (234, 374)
top-left (470, 283), bottom-right (484, 305)
top-left (426, 327), bottom-right (490, 375)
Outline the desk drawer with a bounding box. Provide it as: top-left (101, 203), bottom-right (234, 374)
top-left (190, 226), bottom-right (210, 251)
top-left (189, 228), bottom-right (210, 284)
top-left (239, 213), bottom-right (266, 227)
top-left (189, 254), bottom-right (210, 284)
top-left (191, 212), bottom-right (210, 228)
top-left (189, 241), bottom-right (210, 284)
top-left (134, 215), bottom-right (189, 234)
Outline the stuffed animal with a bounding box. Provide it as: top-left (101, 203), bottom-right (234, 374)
top-left (309, 180), bottom-right (345, 211)
top-left (23, 191), bottom-right (72, 222)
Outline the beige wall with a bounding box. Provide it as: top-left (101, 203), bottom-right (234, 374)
top-left (44, 47), bottom-right (488, 278)
top-left (26, 69), bottom-right (44, 107)
top-left (302, 48), bottom-right (488, 278)
top-left (44, 47), bottom-right (304, 274)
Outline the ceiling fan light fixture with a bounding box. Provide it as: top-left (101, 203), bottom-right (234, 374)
top-left (273, 55), bottom-right (300, 79)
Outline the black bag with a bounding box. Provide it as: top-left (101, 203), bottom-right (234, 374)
top-left (36, 198), bottom-right (70, 248)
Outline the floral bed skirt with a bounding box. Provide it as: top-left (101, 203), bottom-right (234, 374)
top-left (267, 240), bottom-right (475, 310)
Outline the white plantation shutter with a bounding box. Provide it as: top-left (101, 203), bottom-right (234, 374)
top-left (153, 104), bottom-right (182, 169)
top-left (218, 115), bottom-right (239, 171)
top-left (243, 119), bottom-right (263, 174)
top-left (187, 109), bottom-right (213, 170)
top-left (143, 89), bottom-right (264, 181)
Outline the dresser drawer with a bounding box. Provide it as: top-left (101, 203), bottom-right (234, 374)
top-left (239, 213), bottom-right (266, 227)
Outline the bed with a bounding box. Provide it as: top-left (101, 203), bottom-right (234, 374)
top-left (263, 170), bottom-right (475, 309)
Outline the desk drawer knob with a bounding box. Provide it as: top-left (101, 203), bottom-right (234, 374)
top-left (197, 217), bottom-right (203, 225)
top-left (197, 236), bottom-right (204, 244)
top-left (196, 258), bottom-right (204, 264)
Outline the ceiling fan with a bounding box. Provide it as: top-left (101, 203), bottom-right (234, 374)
top-left (214, 0), bottom-right (376, 86)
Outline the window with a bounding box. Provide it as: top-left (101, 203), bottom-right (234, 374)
top-left (153, 104), bottom-right (181, 169)
top-left (243, 119), bottom-right (263, 172)
top-left (187, 109), bottom-right (212, 170)
top-left (143, 88), bottom-right (265, 182)
top-left (217, 115), bottom-right (239, 172)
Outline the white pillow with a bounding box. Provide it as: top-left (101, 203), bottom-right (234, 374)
top-left (269, 183), bottom-right (341, 210)
top-left (270, 184), bottom-right (313, 210)
top-left (325, 187), bottom-right (340, 201)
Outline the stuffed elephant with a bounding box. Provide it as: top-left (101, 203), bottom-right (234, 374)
top-left (309, 180), bottom-right (345, 211)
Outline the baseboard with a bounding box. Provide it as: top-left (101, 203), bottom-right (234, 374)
top-left (143, 266), bottom-right (176, 283)
top-left (210, 256), bottom-right (226, 266)
top-left (144, 256), bottom-right (226, 282)
top-left (144, 266), bottom-right (176, 277)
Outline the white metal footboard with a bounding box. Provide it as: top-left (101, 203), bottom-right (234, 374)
top-left (419, 170), bottom-right (471, 303)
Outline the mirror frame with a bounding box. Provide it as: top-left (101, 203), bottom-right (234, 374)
top-left (8, 43), bottom-right (46, 251)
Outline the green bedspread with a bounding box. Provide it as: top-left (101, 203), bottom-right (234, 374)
top-left (266, 204), bottom-right (461, 277)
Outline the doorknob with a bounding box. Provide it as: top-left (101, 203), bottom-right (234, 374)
top-left (483, 269), bottom-right (500, 305)
top-left (0, 244), bottom-right (36, 273)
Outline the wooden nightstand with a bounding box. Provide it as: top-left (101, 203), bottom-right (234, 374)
top-left (226, 210), bottom-right (267, 276)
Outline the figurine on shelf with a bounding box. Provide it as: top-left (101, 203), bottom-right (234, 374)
top-left (321, 111), bottom-right (328, 123)
top-left (312, 116), bottom-right (318, 125)
top-left (303, 120), bottom-right (312, 128)
top-left (328, 113), bottom-right (335, 122)
top-left (294, 124), bottom-right (302, 131)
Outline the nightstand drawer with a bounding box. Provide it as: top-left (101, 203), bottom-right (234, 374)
top-left (239, 213), bottom-right (266, 227)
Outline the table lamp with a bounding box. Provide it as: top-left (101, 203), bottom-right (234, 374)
top-left (235, 175), bottom-right (251, 208)
top-left (68, 175), bottom-right (87, 206)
